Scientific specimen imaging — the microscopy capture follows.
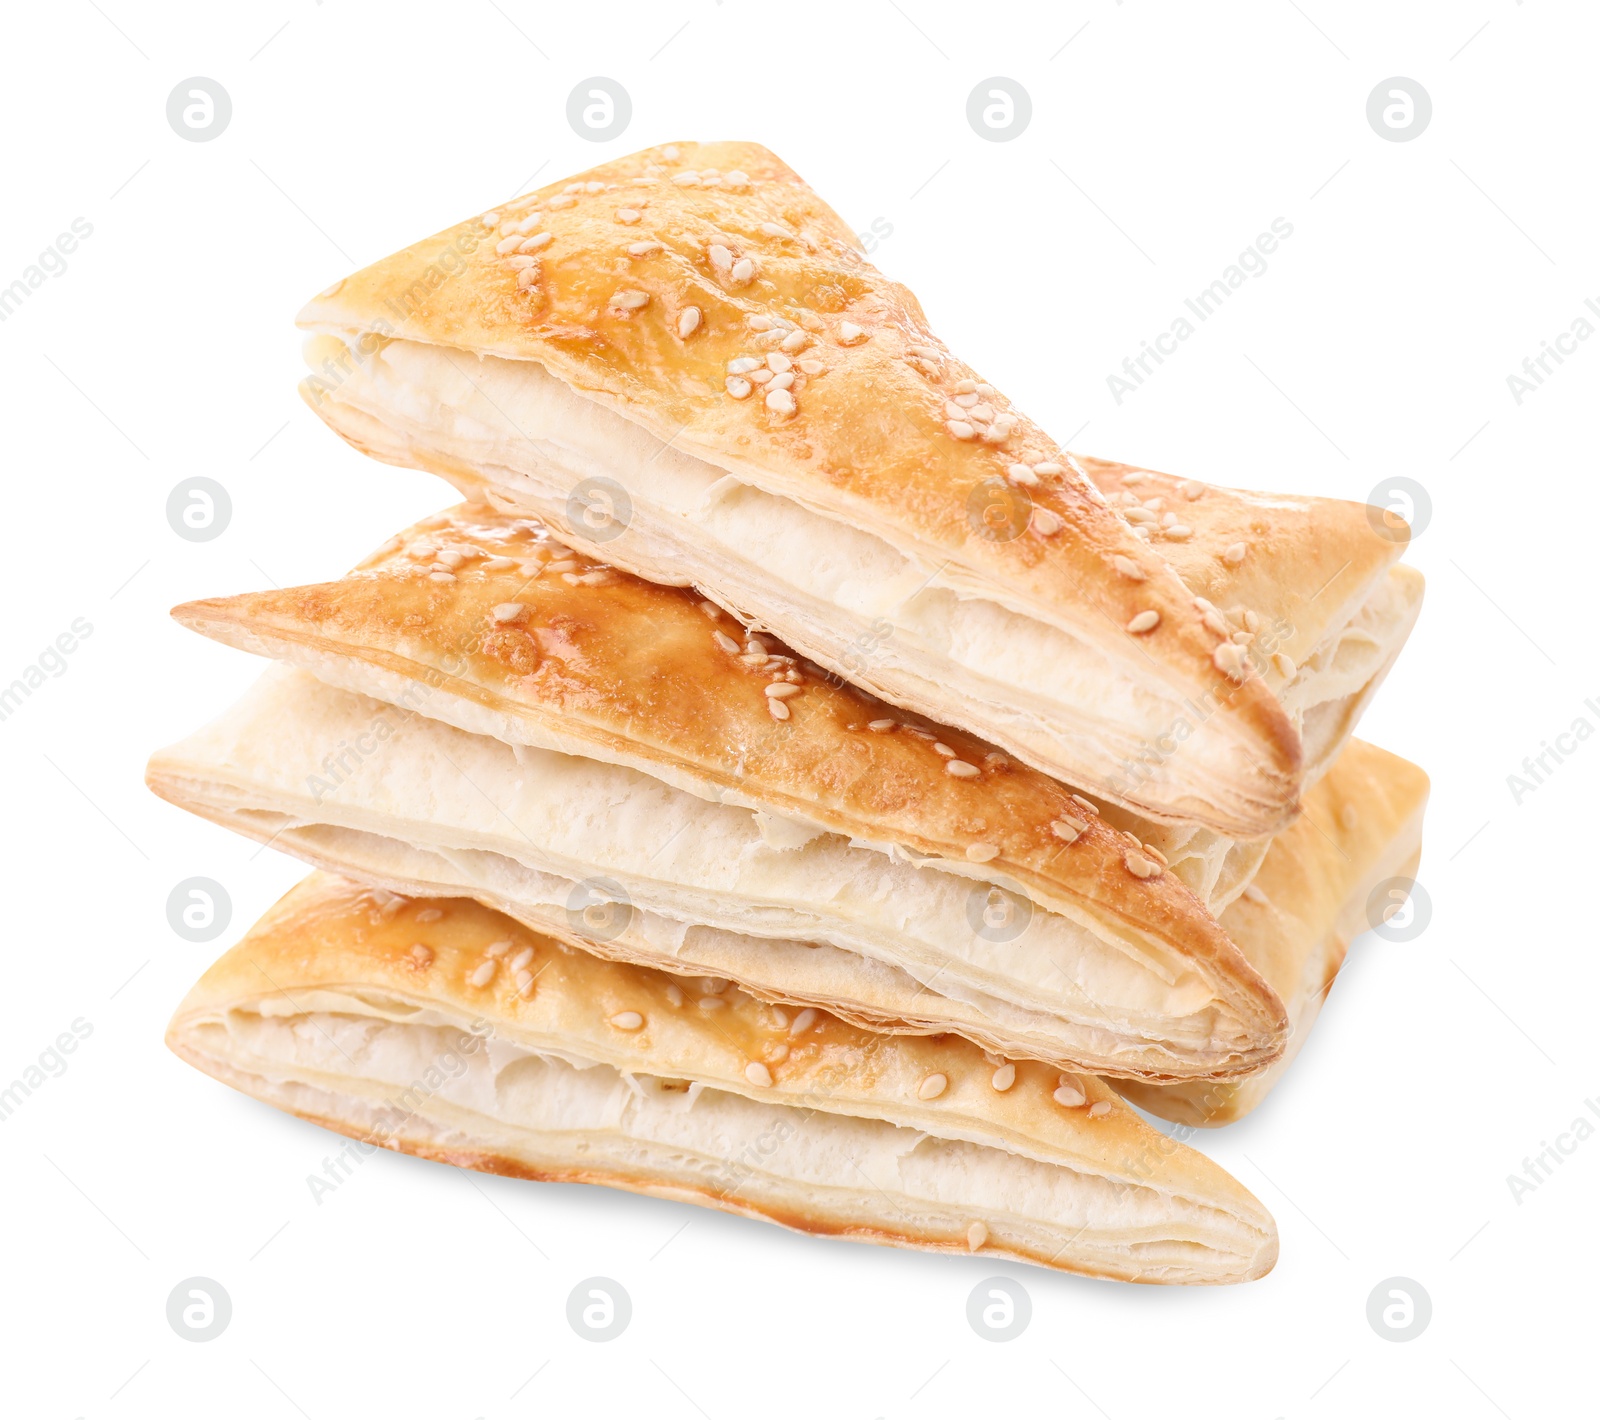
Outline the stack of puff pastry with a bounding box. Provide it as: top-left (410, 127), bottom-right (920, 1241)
top-left (150, 142), bottom-right (1428, 1286)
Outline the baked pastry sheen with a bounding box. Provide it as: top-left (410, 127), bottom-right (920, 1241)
top-left (168, 872), bottom-right (1279, 1284)
top-left (296, 140), bottom-right (1329, 835)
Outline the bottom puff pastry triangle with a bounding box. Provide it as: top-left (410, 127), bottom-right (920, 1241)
top-left (167, 873), bottom-right (1278, 1285)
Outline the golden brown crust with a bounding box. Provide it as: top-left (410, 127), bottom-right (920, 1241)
top-left (169, 503), bottom-right (1285, 1049)
top-left (295, 140), bottom-right (1301, 825)
top-left (169, 871), bottom-right (1277, 1281)
top-left (1116, 740), bottom-right (1429, 1125)
top-left (1080, 457), bottom-right (1409, 678)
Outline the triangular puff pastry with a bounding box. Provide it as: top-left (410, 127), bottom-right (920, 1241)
top-left (1119, 740), bottom-right (1428, 1126)
top-left (168, 872), bottom-right (1278, 1284)
top-left (171, 502), bottom-right (1271, 911)
top-left (146, 664), bottom-right (1287, 1084)
top-left (292, 139), bottom-right (1386, 836)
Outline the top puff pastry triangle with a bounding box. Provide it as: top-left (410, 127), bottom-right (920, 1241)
top-left (293, 140), bottom-right (1340, 836)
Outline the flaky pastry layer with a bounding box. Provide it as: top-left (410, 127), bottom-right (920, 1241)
top-left (168, 873), bottom-right (1278, 1284)
top-left (146, 667), bottom-right (1287, 1082)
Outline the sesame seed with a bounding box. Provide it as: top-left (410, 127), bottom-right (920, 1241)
top-left (728, 356), bottom-right (761, 374)
top-left (468, 960), bottom-right (497, 988)
top-left (767, 372), bottom-right (794, 391)
top-left (797, 359), bottom-right (824, 375)
top-left (712, 630), bottom-right (740, 653)
top-left (765, 682), bottom-right (801, 699)
top-left (955, 379), bottom-right (976, 395)
top-left (730, 257), bottom-right (755, 284)
top-left (700, 976), bottom-right (730, 995)
top-left (765, 388), bottom-right (796, 416)
top-left (837, 321), bottom-right (865, 344)
top-left (698, 996), bottom-right (726, 1010)
top-left (1223, 541), bottom-right (1249, 565)
top-left (1165, 524), bottom-right (1193, 540)
top-left (867, 719), bottom-right (896, 732)
top-left (481, 212), bottom-right (502, 227)
top-left (484, 938), bottom-right (513, 956)
top-left (1142, 843), bottom-right (1169, 867)
top-left (990, 1063), bottom-right (1016, 1091)
top-left (748, 368), bottom-right (772, 384)
top-left (789, 1007), bottom-right (818, 1036)
top-left (966, 843), bottom-right (1000, 862)
top-left (918, 1073), bottom-right (948, 1100)
top-left (747, 314), bottom-right (773, 331)
top-left (932, 742), bottom-right (956, 757)
top-left (967, 1221), bottom-right (989, 1252)
top-left (1181, 480), bottom-right (1204, 499)
top-left (611, 289), bottom-right (650, 311)
top-left (1054, 1081), bottom-right (1087, 1108)
top-left (408, 943), bottom-right (434, 969)
top-left (1242, 883), bottom-right (1268, 905)
top-left (610, 1011), bottom-right (644, 1030)
top-left (1006, 463), bottom-right (1038, 486)
top-left (546, 558), bottom-right (578, 573)
top-left (1112, 555), bottom-right (1147, 581)
top-left (1033, 462), bottom-right (1063, 476)
top-left (510, 946), bottom-right (534, 972)
top-left (1213, 641), bottom-right (1249, 682)
top-left (546, 194), bottom-right (577, 209)
top-left (726, 376), bottom-right (752, 399)
top-left (664, 982), bottom-right (685, 1007)
top-left (946, 760), bottom-right (979, 778)
top-left (908, 344), bottom-right (939, 359)
top-left (745, 1061), bottom-right (774, 1087)
top-left (1273, 651), bottom-right (1296, 678)
top-left (492, 603), bottom-right (526, 622)
top-left (767, 698), bottom-right (791, 721)
top-left (1071, 794), bottom-right (1098, 814)
top-left (520, 233), bottom-right (552, 251)
top-left (1089, 1100), bottom-right (1112, 1118)
top-left (672, 171), bottom-right (700, 187)
top-left (627, 241), bottom-right (663, 257)
top-left (513, 969), bottom-right (534, 997)
top-left (1032, 508), bottom-right (1063, 535)
top-left (428, 571), bottom-right (456, 583)
top-left (495, 236), bottom-right (523, 255)
top-left (780, 330), bottom-right (808, 353)
top-left (766, 351), bottom-right (792, 373)
top-left (1243, 609), bottom-right (1260, 632)
top-left (722, 170), bottom-right (750, 188)
top-left (1124, 850), bottom-right (1161, 879)
top-left (1125, 507), bottom-right (1157, 525)
top-left (1126, 610), bottom-right (1160, 634)
top-left (1050, 818), bottom-right (1085, 843)
top-left (615, 207), bottom-right (642, 224)
top-left (946, 420), bottom-right (975, 440)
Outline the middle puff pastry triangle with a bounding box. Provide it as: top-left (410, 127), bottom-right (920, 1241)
top-left (146, 654), bottom-right (1288, 1085)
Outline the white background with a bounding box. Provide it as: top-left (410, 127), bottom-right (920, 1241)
top-left (2, 1), bottom-right (1594, 1415)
